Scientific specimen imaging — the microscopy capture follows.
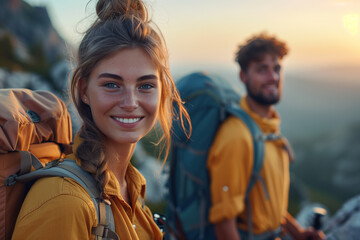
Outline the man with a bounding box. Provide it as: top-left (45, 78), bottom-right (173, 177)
top-left (206, 33), bottom-right (324, 240)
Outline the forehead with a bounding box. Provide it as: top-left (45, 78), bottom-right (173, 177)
top-left (251, 53), bottom-right (281, 67)
top-left (92, 47), bottom-right (158, 77)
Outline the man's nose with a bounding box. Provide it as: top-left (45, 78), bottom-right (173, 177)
top-left (269, 70), bottom-right (280, 82)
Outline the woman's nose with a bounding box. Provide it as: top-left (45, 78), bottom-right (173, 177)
top-left (120, 89), bottom-right (138, 111)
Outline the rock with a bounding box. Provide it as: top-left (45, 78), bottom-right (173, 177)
top-left (50, 60), bottom-right (72, 92)
top-left (324, 194), bottom-right (360, 240)
top-left (135, 142), bottom-right (166, 203)
top-left (0, 67), bottom-right (52, 91)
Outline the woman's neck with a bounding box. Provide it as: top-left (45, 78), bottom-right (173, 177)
top-left (105, 141), bottom-right (136, 205)
top-left (105, 142), bottom-right (136, 185)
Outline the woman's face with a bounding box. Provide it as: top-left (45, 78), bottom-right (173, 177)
top-left (81, 47), bottom-right (161, 145)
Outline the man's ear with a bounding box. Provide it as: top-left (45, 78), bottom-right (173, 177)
top-left (240, 70), bottom-right (246, 84)
top-left (79, 78), bottom-right (89, 104)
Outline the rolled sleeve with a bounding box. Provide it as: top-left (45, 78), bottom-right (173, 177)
top-left (209, 194), bottom-right (245, 223)
top-left (207, 117), bottom-right (253, 224)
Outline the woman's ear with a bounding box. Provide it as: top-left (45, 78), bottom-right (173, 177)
top-left (79, 78), bottom-right (89, 104)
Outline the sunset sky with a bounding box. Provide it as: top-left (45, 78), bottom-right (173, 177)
top-left (24, 0), bottom-right (360, 73)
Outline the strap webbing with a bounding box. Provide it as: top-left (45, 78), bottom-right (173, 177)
top-left (99, 201), bottom-right (106, 225)
top-left (19, 151), bottom-right (43, 175)
top-left (92, 201), bottom-right (119, 240)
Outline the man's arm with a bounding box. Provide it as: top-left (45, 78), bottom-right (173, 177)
top-left (214, 218), bottom-right (241, 240)
top-left (283, 212), bottom-right (325, 240)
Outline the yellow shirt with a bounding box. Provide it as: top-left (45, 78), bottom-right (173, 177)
top-left (207, 97), bottom-right (290, 234)
top-left (12, 137), bottom-right (163, 240)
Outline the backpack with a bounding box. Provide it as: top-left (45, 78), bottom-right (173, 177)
top-left (0, 89), bottom-right (118, 240)
top-left (166, 72), bottom-right (283, 240)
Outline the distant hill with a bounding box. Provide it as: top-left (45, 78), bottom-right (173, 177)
top-left (258, 68), bottom-right (360, 214)
top-left (278, 67), bottom-right (360, 141)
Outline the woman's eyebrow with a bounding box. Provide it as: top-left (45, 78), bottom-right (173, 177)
top-left (138, 74), bottom-right (158, 81)
top-left (98, 73), bottom-right (158, 81)
top-left (98, 73), bottom-right (123, 80)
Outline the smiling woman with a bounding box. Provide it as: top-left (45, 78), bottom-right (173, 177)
top-left (11, 0), bottom-right (190, 239)
top-left (80, 47), bottom-right (161, 146)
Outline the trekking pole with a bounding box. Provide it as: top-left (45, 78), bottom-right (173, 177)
top-left (312, 207), bottom-right (327, 231)
top-left (305, 207), bottom-right (327, 240)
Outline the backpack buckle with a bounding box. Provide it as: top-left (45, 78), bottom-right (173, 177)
top-left (6, 174), bottom-right (18, 186)
top-left (44, 159), bottom-right (62, 169)
top-left (255, 134), bottom-right (266, 141)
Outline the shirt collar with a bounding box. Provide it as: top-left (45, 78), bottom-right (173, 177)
top-left (104, 163), bottom-right (147, 200)
top-left (240, 96), bottom-right (281, 134)
top-left (67, 134), bottom-right (147, 200)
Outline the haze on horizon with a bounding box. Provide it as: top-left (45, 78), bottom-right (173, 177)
top-left (24, 0), bottom-right (360, 73)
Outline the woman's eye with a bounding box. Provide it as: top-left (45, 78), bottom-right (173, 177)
top-left (139, 83), bottom-right (154, 90)
top-left (104, 82), bottom-right (119, 88)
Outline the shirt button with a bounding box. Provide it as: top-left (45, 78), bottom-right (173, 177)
top-left (133, 224), bottom-right (136, 229)
top-left (223, 186), bottom-right (229, 192)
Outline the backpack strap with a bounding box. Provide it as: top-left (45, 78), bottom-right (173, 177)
top-left (228, 106), bottom-right (284, 240)
top-left (228, 107), bottom-right (262, 240)
top-left (7, 156), bottom-right (119, 240)
top-left (19, 151), bottom-right (44, 175)
top-left (227, 106), bottom-right (267, 194)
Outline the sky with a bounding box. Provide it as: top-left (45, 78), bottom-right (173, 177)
top-left (24, 0), bottom-right (360, 74)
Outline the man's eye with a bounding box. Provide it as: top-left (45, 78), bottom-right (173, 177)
top-left (258, 67), bottom-right (266, 73)
top-left (105, 82), bottom-right (119, 88)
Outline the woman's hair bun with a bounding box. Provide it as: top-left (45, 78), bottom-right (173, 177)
top-left (96, 0), bottom-right (147, 21)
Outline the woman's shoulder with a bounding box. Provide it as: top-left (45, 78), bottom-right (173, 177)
top-left (18, 176), bottom-right (96, 222)
top-left (12, 177), bottom-right (97, 240)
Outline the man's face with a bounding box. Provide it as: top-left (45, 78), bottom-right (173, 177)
top-left (241, 53), bottom-right (283, 106)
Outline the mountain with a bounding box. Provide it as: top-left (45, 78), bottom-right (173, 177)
top-left (0, 0), bottom-right (69, 88)
top-left (278, 67), bottom-right (360, 141)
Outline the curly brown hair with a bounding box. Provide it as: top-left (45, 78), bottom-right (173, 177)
top-left (235, 32), bottom-right (289, 72)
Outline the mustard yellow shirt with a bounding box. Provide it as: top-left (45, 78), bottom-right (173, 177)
top-left (12, 138), bottom-right (163, 240)
top-left (207, 97), bottom-right (290, 234)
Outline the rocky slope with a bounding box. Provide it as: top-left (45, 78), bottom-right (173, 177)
top-left (289, 122), bottom-right (360, 215)
top-left (0, 0), bottom-right (69, 91)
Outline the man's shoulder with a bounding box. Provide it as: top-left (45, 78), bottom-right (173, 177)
top-left (218, 115), bottom-right (253, 138)
top-left (210, 115), bottom-right (254, 151)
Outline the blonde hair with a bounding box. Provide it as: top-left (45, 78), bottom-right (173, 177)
top-left (70, 0), bottom-right (190, 199)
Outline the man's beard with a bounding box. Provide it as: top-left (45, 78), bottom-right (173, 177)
top-left (245, 83), bottom-right (280, 106)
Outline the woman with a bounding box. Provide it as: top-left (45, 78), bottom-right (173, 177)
top-left (12, 0), bottom-right (190, 239)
